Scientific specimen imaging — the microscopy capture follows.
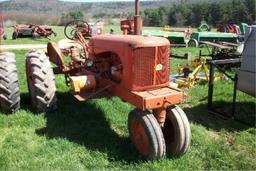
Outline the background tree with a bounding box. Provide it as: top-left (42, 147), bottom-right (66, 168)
top-left (58, 10), bottom-right (84, 26)
top-left (142, 0), bottom-right (256, 27)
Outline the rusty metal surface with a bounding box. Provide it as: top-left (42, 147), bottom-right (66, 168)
top-left (134, 0), bottom-right (142, 35)
top-left (132, 86), bottom-right (184, 110)
top-left (13, 24), bottom-right (56, 38)
top-left (91, 35), bottom-right (170, 48)
top-left (47, 42), bottom-right (65, 67)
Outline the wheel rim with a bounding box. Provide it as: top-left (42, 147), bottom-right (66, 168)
top-left (130, 116), bottom-right (150, 156)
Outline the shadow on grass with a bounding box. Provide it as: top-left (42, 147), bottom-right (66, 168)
top-left (20, 92), bottom-right (141, 163)
top-left (19, 91), bottom-right (255, 162)
top-left (183, 101), bottom-right (255, 132)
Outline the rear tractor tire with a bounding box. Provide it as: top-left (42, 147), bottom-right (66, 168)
top-left (3, 34), bottom-right (7, 40)
top-left (162, 105), bottom-right (191, 156)
top-left (12, 31), bottom-right (18, 40)
top-left (128, 109), bottom-right (166, 160)
top-left (26, 50), bottom-right (57, 112)
top-left (0, 52), bottom-right (20, 113)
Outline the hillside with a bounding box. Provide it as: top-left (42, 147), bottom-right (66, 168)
top-left (0, 0), bottom-right (170, 24)
top-left (0, 0), bottom-right (230, 25)
top-left (0, 0), bottom-right (225, 16)
top-left (0, 0), bottom-right (172, 15)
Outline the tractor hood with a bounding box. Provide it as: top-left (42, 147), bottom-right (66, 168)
top-left (90, 35), bottom-right (170, 49)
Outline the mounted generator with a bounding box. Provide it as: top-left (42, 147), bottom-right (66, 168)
top-left (25, 0), bottom-right (191, 160)
top-left (0, 12), bottom-right (20, 113)
top-left (12, 24), bottom-right (56, 39)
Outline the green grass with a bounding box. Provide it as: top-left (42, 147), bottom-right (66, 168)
top-left (0, 39), bottom-right (255, 169)
top-left (3, 26), bottom-right (66, 45)
top-left (2, 24), bottom-right (199, 45)
top-left (2, 24), bottom-right (168, 45)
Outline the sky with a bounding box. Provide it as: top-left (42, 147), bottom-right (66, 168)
top-left (0, 0), bottom-right (153, 2)
top-left (60, 0), bottom-right (151, 2)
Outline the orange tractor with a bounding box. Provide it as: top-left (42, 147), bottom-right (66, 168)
top-left (25, 0), bottom-right (191, 160)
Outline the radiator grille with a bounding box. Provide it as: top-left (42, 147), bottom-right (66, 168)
top-left (156, 46), bottom-right (170, 85)
top-left (133, 46), bottom-right (169, 88)
top-left (133, 47), bottom-right (155, 87)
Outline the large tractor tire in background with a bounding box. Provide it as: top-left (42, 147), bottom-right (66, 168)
top-left (12, 31), bottom-right (18, 40)
top-left (3, 34), bottom-right (7, 40)
top-left (128, 109), bottom-right (166, 160)
top-left (162, 105), bottom-right (191, 156)
top-left (26, 50), bottom-right (57, 112)
top-left (0, 52), bottom-right (20, 113)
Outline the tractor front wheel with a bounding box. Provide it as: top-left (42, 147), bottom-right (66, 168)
top-left (26, 50), bottom-right (57, 112)
top-left (128, 109), bottom-right (166, 160)
top-left (162, 105), bottom-right (191, 156)
top-left (0, 52), bottom-right (20, 113)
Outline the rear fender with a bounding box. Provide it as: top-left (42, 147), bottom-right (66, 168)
top-left (47, 42), bottom-right (65, 68)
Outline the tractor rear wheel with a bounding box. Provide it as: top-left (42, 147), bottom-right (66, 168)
top-left (3, 34), bottom-right (7, 40)
top-left (26, 50), bottom-right (57, 112)
top-left (162, 105), bottom-right (191, 156)
top-left (128, 109), bottom-right (166, 160)
top-left (12, 31), bottom-right (18, 40)
top-left (0, 52), bottom-right (20, 113)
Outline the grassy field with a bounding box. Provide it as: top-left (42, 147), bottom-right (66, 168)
top-left (2, 24), bottom-right (199, 45)
top-left (2, 24), bottom-right (164, 45)
top-left (0, 25), bottom-right (255, 170)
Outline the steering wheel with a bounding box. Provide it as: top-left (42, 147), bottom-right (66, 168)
top-left (64, 20), bottom-right (92, 40)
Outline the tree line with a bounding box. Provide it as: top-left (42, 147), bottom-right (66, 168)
top-left (142, 0), bottom-right (255, 27)
top-left (2, 0), bottom-right (255, 27)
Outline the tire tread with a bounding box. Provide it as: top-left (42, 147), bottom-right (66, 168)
top-left (26, 50), bottom-right (57, 112)
top-left (0, 52), bottom-right (20, 113)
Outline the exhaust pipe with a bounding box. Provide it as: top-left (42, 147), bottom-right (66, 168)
top-left (134, 0), bottom-right (142, 35)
